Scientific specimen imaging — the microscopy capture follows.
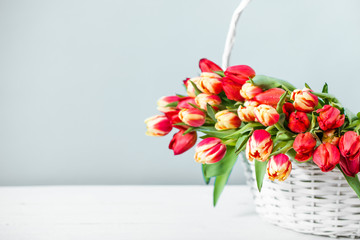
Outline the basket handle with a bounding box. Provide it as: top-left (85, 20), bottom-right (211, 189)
top-left (221, 0), bottom-right (252, 69)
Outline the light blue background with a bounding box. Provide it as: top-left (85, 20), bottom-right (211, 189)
top-left (0, 0), bottom-right (359, 185)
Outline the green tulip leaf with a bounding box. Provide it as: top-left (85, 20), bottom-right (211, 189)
top-left (276, 92), bottom-right (288, 113)
top-left (305, 83), bottom-right (312, 89)
top-left (213, 171), bottom-right (232, 206)
top-left (202, 164), bottom-right (210, 185)
top-left (322, 82), bottom-right (328, 93)
top-left (164, 101), bottom-right (179, 108)
top-left (206, 104), bottom-right (217, 122)
top-left (189, 80), bottom-right (202, 96)
top-left (213, 71), bottom-right (225, 77)
top-left (204, 146), bottom-right (236, 178)
top-left (252, 75), bottom-right (296, 91)
top-left (255, 159), bottom-right (268, 192)
top-left (235, 133), bottom-right (251, 154)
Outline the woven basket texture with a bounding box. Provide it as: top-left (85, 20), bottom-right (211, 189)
top-left (242, 155), bottom-right (360, 238)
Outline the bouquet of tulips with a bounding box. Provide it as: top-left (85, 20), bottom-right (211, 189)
top-left (145, 58), bottom-right (360, 205)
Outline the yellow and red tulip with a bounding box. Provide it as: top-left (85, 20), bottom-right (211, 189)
top-left (288, 111), bottom-right (310, 133)
top-left (199, 58), bottom-right (222, 73)
top-left (196, 72), bottom-right (223, 95)
top-left (316, 105), bottom-right (345, 131)
top-left (157, 95), bottom-right (181, 113)
top-left (195, 93), bottom-right (221, 110)
top-left (215, 110), bottom-right (242, 130)
top-left (290, 88), bottom-right (318, 113)
top-left (194, 137), bottom-right (227, 164)
top-left (145, 115), bottom-right (173, 136)
top-left (313, 143), bottom-right (340, 172)
top-left (177, 97), bottom-right (197, 109)
top-left (184, 77), bottom-right (200, 97)
top-left (267, 154), bottom-right (292, 181)
top-left (237, 101), bottom-right (259, 122)
top-left (169, 130), bottom-right (197, 155)
top-left (240, 83), bottom-right (262, 100)
top-left (246, 129), bottom-right (273, 162)
top-left (293, 132), bottom-right (317, 161)
top-left (339, 131), bottom-right (360, 161)
top-left (254, 88), bottom-right (286, 107)
top-left (178, 108), bottom-right (206, 127)
top-left (254, 104), bottom-right (280, 127)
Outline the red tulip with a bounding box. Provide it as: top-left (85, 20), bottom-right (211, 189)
top-left (246, 129), bottom-right (273, 162)
top-left (240, 83), bottom-right (263, 100)
top-left (177, 97), bottom-right (196, 109)
top-left (196, 72), bottom-right (223, 95)
top-left (224, 65), bottom-right (255, 85)
top-left (157, 96), bottom-right (181, 113)
top-left (165, 110), bottom-right (185, 130)
top-left (178, 108), bottom-right (206, 127)
top-left (293, 132), bottom-right (317, 161)
top-left (199, 58), bottom-right (222, 73)
top-left (145, 115), bottom-right (172, 136)
top-left (316, 105), bottom-right (345, 131)
top-left (215, 110), bottom-right (241, 130)
top-left (267, 154), bottom-right (292, 181)
top-left (313, 143), bottom-right (340, 172)
top-left (254, 88), bottom-right (286, 107)
top-left (169, 130), bottom-right (197, 155)
top-left (288, 111), bottom-right (310, 133)
top-left (340, 156), bottom-right (360, 177)
top-left (290, 88), bottom-right (318, 113)
top-left (195, 93), bottom-right (221, 110)
top-left (339, 131), bottom-right (360, 161)
top-left (194, 137), bottom-right (227, 164)
top-left (282, 102), bottom-right (295, 120)
top-left (222, 77), bottom-right (244, 102)
top-left (254, 104), bottom-right (280, 127)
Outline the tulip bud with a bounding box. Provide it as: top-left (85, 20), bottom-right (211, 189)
top-left (293, 132), bottom-right (317, 161)
top-left (215, 110), bottom-right (241, 130)
top-left (316, 105), bottom-right (345, 131)
top-left (282, 102), bottom-right (295, 120)
top-left (178, 108), bottom-right (206, 127)
top-left (157, 96), bottom-right (181, 113)
top-left (221, 77), bottom-right (244, 102)
top-left (196, 72), bottom-right (223, 95)
top-left (340, 156), bottom-right (360, 177)
top-left (169, 130), bottom-right (197, 155)
top-left (194, 137), bottom-right (227, 164)
top-left (224, 65), bottom-right (256, 85)
top-left (237, 101), bottom-right (259, 122)
top-left (254, 104), bottom-right (280, 127)
top-left (244, 100), bottom-right (260, 108)
top-left (267, 154), bottom-right (292, 181)
top-left (195, 93), bottom-right (221, 110)
top-left (288, 111), bottom-right (310, 133)
top-left (240, 83), bottom-right (263, 100)
top-left (177, 97), bottom-right (196, 109)
top-left (322, 130), bottom-right (340, 145)
top-left (254, 88), bottom-right (286, 107)
top-left (339, 131), bottom-right (360, 161)
top-left (199, 58), bottom-right (222, 73)
top-left (184, 77), bottom-right (200, 97)
top-left (290, 88), bottom-right (318, 113)
top-left (313, 143), bottom-right (340, 172)
top-left (165, 110), bottom-right (186, 130)
top-left (246, 129), bottom-right (273, 162)
top-left (145, 115), bottom-right (172, 136)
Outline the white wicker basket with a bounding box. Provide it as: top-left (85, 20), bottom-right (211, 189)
top-left (241, 154), bottom-right (360, 238)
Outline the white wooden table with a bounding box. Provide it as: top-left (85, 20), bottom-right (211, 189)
top-left (0, 186), bottom-right (329, 240)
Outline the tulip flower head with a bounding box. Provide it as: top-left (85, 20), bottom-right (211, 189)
top-left (293, 132), bottom-right (317, 161)
top-left (290, 88), bottom-right (318, 113)
top-left (282, 102), bottom-right (295, 120)
top-left (169, 130), bottom-right (197, 155)
top-left (254, 88), bottom-right (286, 107)
top-left (254, 104), bottom-right (280, 127)
top-left (195, 93), bottom-right (221, 110)
top-left (222, 77), bottom-right (244, 102)
top-left (224, 65), bottom-right (255, 85)
top-left (145, 115), bottom-right (173, 137)
top-left (240, 83), bottom-right (263, 100)
top-left (340, 156), bottom-right (360, 177)
top-left (322, 130), bottom-right (340, 145)
top-left (178, 108), bottom-right (206, 127)
top-left (288, 111), bottom-right (310, 133)
top-left (267, 154), bottom-right (292, 181)
top-left (157, 96), bottom-right (181, 113)
top-left (339, 131), bottom-right (360, 161)
top-left (313, 143), bottom-right (340, 172)
top-left (184, 77), bottom-right (200, 97)
top-left (316, 105), bottom-right (345, 131)
top-left (215, 110), bottom-right (242, 130)
top-left (196, 72), bottom-right (223, 95)
top-left (177, 97), bottom-right (196, 110)
top-left (199, 58), bottom-right (222, 73)
top-left (194, 137), bottom-right (227, 164)
top-left (246, 129), bottom-right (273, 162)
